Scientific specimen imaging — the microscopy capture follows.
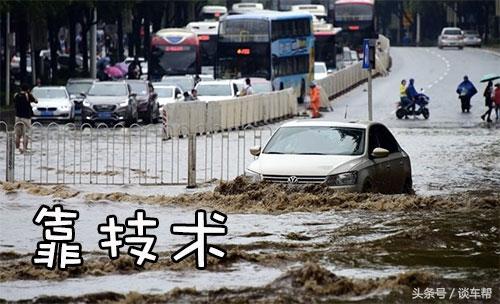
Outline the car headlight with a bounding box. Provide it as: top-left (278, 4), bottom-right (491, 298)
top-left (244, 168), bottom-right (261, 182)
top-left (83, 100), bottom-right (91, 107)
top-left (119, 101), bottom-right (129, 108)
top-left (325, 172), bottom-right (357, 186)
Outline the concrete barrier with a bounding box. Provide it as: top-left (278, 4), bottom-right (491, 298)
top-left (164, 88), bottom-right (297, 136)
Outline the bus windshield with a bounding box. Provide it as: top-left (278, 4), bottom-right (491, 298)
top-left (219, 19), bottom-right (270, 42)
top-left (216, 44), bottom-right (270, 79)
top-left (151, 46), bottom-right (197, 76)
top-left (335, 4), bottom-right (373, 21)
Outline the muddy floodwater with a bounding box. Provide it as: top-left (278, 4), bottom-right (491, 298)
top-left (0, 125), bottom-right (499, 303)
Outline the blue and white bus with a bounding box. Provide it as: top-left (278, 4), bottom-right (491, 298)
top-left (215, 11), bottom-right (314, 102)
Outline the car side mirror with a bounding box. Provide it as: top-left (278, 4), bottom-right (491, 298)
top-left (371, 147), bottom-right (389, 158)
top-left (79, 92), bottom-right (86, 98)
top-left (129, 93), bottom-right (137, 98)
top-left (250, 145), bottom-right (261, 156)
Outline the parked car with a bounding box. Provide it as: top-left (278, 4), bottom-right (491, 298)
top-left (152, 84), bottom-right (184, 107)
top-left (438, 27), bottom-right (464, 49)
top-left (314, 62), bottom-right (328, 80)
top-left (236, 78), bottom-right (273, 94)
top-left (31, 86), bottom-right (74, 121)
top-left (245, 120), bottom-right (412, 194)
top-left (66, 78), bottom-right (97, 117)
top-left (463, 30), bottom-right (482, 47)
top-left (126, 80), bottom-right (160, 124)
top-left (160, 75), bottom-right (195, 92)
top-left (82, 81), bottom-right (138, 126)
top-left (195, 80), bottom-right (239, 102)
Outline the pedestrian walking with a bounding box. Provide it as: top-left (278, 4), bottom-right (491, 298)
top-left (309, 81), bottom-right (321, 118)
top-left (14, 83), bottom-right (38, 153)
top-left (480, 81), bottom-right (493, 123)
top-left (456, 75), bottom-right (477, 113)
top-left (493, 83), bottom-right (500, 121)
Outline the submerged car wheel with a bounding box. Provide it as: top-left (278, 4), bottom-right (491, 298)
top-left (362, 180), bottom-right (374, 193)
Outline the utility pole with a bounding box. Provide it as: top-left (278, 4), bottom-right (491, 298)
top-left (5, 12), bottom-right (10, 106)
top-left (416, 13), bottom-right (421, 46)
top-left (362, 39), bottom-right (375, 121)
top-left (90, 7), bottom-right (97, 79)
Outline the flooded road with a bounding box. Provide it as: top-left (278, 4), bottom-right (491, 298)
top-left (0, 178), bottom-right (498, 302)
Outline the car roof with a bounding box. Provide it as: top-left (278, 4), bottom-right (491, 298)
top-left (442, 27), bottom-right (461, 31)
top-left (67, 78), bottom-right (96, 83)
top-left (280, 120), bottom-right (376, 129)
top-left (197, 80), bottom-right (235, 85)
top-left (153, 84), bottom-right (179, 89)
top-left (33, 86), bottom-right (67, 90)
top-left (125, 79), bottom-right (148, 84)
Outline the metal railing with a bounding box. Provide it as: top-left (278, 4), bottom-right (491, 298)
top-left (1, 121), bottom-right (274, 185)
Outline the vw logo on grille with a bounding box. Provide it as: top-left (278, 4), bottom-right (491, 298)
top-left (287, 176), bottom-right (299, 184)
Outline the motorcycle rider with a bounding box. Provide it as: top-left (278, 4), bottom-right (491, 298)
top-left (399, 79), bottom-right (410, 118)
top-left (456, 75), bottom-right (477, 113)
top-left (406, 78), bottom-right (418, 117)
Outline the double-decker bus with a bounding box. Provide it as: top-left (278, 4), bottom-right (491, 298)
top-left (150, 28), bottom-right (200, 80)
top-left (215, 11), bottom-right (314, 101)
top-left (314, 26), bottom-right (343, 71)
top-left (186, 21), bottom-right (219, 75)
top-left (334, 0), bottom-right (376, 52)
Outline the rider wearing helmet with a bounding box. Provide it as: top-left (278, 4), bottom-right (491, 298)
top-left (406, 78), bottom-right (418, 117)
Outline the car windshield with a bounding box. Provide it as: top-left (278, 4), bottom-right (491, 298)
top-left (66, 82), bottom-right (93, 95)
top-left (32, 88), bottom-right (67, 99)
top-left (161, 78), bottom-right (194, 92)
top-left (128, 82), bottom-right (148, 96)
top-left (263, 126), bottom-right (365, 155)
top-left (88, 83), bottom-right (127, 96)
top-left (196, 83), bottom-right (231, 96)
top-left (154, 87), bottom-right (174, 98)
top-left (315, 64), bottom-right (327, 73)
top-left (444, 29), bottom-right (461, 35)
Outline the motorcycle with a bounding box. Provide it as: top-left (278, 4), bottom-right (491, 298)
top-left (396, 93), bottom-right (430, 119)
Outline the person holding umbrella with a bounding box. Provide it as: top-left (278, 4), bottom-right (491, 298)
top-left (481, 81), bottom-right (493, 123)
top-left (479, 74), bottom-right (500, 122)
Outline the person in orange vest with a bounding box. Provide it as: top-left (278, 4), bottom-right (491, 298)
top-left (309, 81), bottom-right (321, 118)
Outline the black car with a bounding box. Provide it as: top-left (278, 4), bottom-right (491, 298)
top-left (82, 81), bottom-right (138, 126)
top-left (66, 78), bottom-right (97, 117)
top-left (126, 80), bottom-right (160, 124)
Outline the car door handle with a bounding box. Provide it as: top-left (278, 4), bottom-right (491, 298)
top-left (386, 164), bottom-right (391, 168)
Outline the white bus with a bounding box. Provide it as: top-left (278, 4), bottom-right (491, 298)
top-left (231, 3), bottom-right (264, 14)
top-left (290, 4), bottom-right (327, 21)
top-left (200, 5), bottom-right (227, 21)
top-left (186, 21), bottom-right (219, 75)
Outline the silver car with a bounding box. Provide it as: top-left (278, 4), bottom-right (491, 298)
top-left (463, 30), bottom-right (482, 47)
top-left (438, 27), bottom-right (464, 49)
top-left (245, 121), bottom-right (412, 194)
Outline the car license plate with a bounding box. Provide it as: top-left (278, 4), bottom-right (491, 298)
top-left (98, 112), bottom-right (112, 119)
top-left (41, 111), bottom-right (53, 117)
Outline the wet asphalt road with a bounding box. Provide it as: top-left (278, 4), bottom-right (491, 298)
top-left (321, 47), bottom-right (500, 128)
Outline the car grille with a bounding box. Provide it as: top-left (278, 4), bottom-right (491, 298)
top-left (94, 104), bottom-right (116, 112)
top-left (262, 175), bottom-right (326, 184)
top-left (37, 107), bottom-right (58, 111)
